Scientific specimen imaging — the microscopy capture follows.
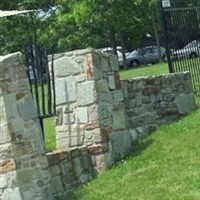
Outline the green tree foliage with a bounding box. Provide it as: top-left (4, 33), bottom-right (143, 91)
top-left (0, 0), bottom-right (162, 57)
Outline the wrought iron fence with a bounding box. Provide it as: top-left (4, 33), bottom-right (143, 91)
top-left (160, 0), bottom-right (200, 92)
top-left (24, 42), bottom-right (56, 139)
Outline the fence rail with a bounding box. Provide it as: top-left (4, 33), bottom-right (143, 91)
top-left (160, 0), bottom-right (200, 93)
top-left (24, 43), bottom-right (56, 139)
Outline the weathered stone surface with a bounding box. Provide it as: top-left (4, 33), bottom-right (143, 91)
top-left (75, 74), bottom-right (86, 82)
top-left (0, 52), bottom-right (53, 200)
top-left (76, 107), bottom-right (88, 124)
top-left (0, 174), bottom-right (8, 189)
top-left (110, 131), bottom-right (132, 161)
top-left (0, 123), bottom-right (11, 144)
top-left (17, 93), bottom-right (38, 121)
top-left (113, 90), bottom-right (124, 101)
top-left (54, 56), bottom-right (82, 77)
top-left (64, 113), bottom-right (74, 124)
top-left (175, 93), bottom-right (196, 114)
top-left (77, 81), bottom-right (96, 106)
top-left (112, 104), bottom-right (126, 130)
top-left (108, 75), bottom-right (115, 90)
top-left (96, 79), bottom-right (109, 92)
top-left (2, 187), bottom-right (21, 200)
top-left (52, 49), bottom-right (196, 198)
top-left (88, 104), bottom-right (98, 122)
top-left (110, 55), bottom-right (119, 71)
top-left (0, 159), bottom-right (16, 173)
top-left (55, 76), bottom-right (76, 105)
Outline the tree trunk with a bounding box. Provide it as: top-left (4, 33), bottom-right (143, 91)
top-left (152, 8), bottom-right (162, 62)
top-left (119, 31), bottom-right (128, 70)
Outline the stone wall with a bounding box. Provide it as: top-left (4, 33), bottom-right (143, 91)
top-left (122, 72), bottom-right (196, 140)
top-left (53, 49), bottom-right (196, 183)
top-left (0, 50), bottom-right (196, 199)
top-left (0, 53), bottom-right (53, 200)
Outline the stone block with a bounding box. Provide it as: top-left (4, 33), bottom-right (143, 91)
top-left (54, 56), bottom-right (82, 77)
top-left (0, 174), bottom-right (8, 189)
top-left (94, 152), bottom-right (114, 173)
top-left (110, 131), bottom-right (132, 162)
top-left (75, 107), bottom-right (88, 124)
top-left (88, 104), bottom-right (98, 122)
top-left (113, 90), bottom-right (124, 102)
top-left (77, 81), bottom-right (97, 106)
top-left (0, 159), bottom-right (16, 173)
top-left (112, 104), bottom-right (126, 130)
top-left (100, 56), bottom-right (109, 72)
top-left (110, 55), bottom-right (119, 71)
top-left (17, 93), bottom-right (38, 121)
top-left (64, 113), bottom-right (74, 125)
top-left (84, 54), bottom-right (94, 80)
top-left (75, 74), bottom-right (86, 82)
top-left (108, 75), bottom-right (115, 90)
top-left (2, 187), bottom-right (21, 200)
top-left (0, 123), bottom-right (11, 144)
top-left (175, 93), bottom-right (196, 114)
top-left (3, 94), bottom-right (18, 120)
top-left (96, 79), bottom-right (109, 92)
top-left (87, 144), bottom-right (109, 155)
top-left (55, 76), bottom-right (76, 105)
top-left (73, 158), bottom-right (83, 177)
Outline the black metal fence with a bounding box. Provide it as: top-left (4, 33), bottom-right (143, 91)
top-left (160, 0), bottom-right (200, 92)
top-left (24, 42), bottom-right (56, 139)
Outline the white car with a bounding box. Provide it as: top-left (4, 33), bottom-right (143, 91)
top-left (171, 40), bottom-right (200, 60)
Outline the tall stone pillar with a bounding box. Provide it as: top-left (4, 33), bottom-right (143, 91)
top-left (0, 52), bottom-right (53, 200)
top-left (54, 49), bottom-right (131, 172)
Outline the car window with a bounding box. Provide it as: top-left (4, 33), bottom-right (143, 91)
top-left (145, 47), bottom-right (154, 54)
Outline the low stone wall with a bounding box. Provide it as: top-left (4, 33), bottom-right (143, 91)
top-left (51, 49), bottom-right (196, 197)
top-left (122, 72), bottom-right (196, 140)
top-left (0, 50), bottom-right (196, 199)
top-left (46, 147), bottom-right (96, 198)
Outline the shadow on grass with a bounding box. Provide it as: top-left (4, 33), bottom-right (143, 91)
top-left (59, 137), bottom-right (154, 200)
top-left (131, 137), bottom-right (154, 157)
top-left (121, 136), bottom-right (154, 163)
top-left (60, 191), bottom-right (79, 200)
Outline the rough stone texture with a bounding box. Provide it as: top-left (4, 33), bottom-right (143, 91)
top-left (54, 49), bottom-right (129, 165)
top-left (0, 49), bottom-right (196, 200)
top-left (0, 52), bottom-right (53, 200)
top-left (122, 72), bottom-right (196, 140)
top-left (54, 49), bottom-right (196, 178)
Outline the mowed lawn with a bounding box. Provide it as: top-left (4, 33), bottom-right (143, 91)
top-left (62, 98), bottom-right (200, 200)
top-left (120, 62), bottom-right (169, 79)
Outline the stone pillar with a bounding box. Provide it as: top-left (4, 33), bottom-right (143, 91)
top-left (54, 49), bottom-right (131, 172)
top-left (0, 52), bottom-right (53, 200)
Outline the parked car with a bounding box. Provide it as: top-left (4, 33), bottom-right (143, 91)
top-left (119, 46), bottom-right (166, 67)
top-left (171, 40), bottom-right (200, 60)
top-left (97, 47), bottom-right (130, 66)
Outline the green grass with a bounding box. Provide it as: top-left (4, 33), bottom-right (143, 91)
top-left (44, 117), bottom-right (56, 151)
top-left (120, 62), bottom-right (169, 79)
top-left (62, 98), bottom-right (200, 200)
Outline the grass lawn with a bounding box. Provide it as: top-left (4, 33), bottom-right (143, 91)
top-left (120, 62), bottom-right (169, 79)
top-left (44, 117), bottom-right (56, 151)
top-left (62, 98), bottom-right (200, 200)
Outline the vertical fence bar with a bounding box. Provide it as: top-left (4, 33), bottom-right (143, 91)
top-left (160, 0), bottom-right (174, 73)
